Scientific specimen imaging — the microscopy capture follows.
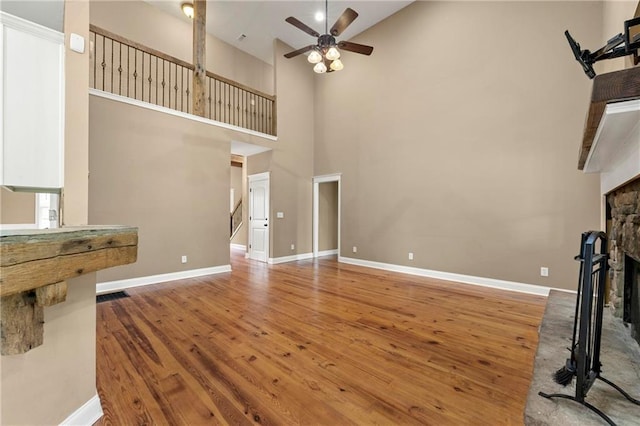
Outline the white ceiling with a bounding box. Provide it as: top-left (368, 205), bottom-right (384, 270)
top-left (145, 1), bottom-right (413, 64)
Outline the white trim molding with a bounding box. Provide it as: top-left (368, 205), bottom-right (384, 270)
top-left (90, 89), bottom-right (277, 142)
top-left (317, 249), bottom-right (338, 257)
top-left (230, 243), bottom-right (247, 251)
top-left (338, 256), bottom-right (553, 296)
top-left (268, 253), bottom-right (314, 265)
top-left (96, 265), bottom-right (231, 295)
top-left (60, 394), bottom-right (103, 426)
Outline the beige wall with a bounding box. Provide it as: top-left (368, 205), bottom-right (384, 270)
top-left (318, 181), bottom-right (338, 252)
top-left (63, 0), bottom-right (90, 225)
top-left (314, 1), bottom-right (603, 291)
top-left (1, 2), bottom-right (99, 424)
top-left (89, 96), bottom-right (237, 281)
top-left (599, 0), bottom-right (639, 73)
top-left (0, 188), bottom-right (35, 224)
top-left (1, 274), bottom-right (98, 425)
top-left (270, 39), bottom-right (315, 258)
top-left (89, 0), bottom-right (274, 95)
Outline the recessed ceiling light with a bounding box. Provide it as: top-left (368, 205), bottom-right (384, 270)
top-left (315, 11), bottom-right (324, 22)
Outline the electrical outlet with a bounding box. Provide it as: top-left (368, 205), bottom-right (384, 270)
top-left (352, 246), bottom-right (357, 253)
top-left (181, 255), bottom-right (187, 264)
top-left (408, 252), bottom-right (414, 260)
top-left (291, 244), bottom-right (295, 250)
top-left (540, 267), bottom-right (549, 277)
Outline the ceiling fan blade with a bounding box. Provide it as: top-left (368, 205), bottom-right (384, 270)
top-left (338, 41), bottom-right (374, 56)
top-left (330, 8), bottom-right (358, 36)
top-left (285, 17), bottom-right (320, 38)
top-left (284, 45), bottom-right (316, 59)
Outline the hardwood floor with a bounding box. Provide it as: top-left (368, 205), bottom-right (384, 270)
top-left (95, 250), bottom-right (546, 425)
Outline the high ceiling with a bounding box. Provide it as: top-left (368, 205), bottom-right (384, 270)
top-left (145, 1), bottom-right (413, 64)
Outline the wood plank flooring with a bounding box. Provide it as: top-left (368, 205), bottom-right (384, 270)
top-left (95, 250), bottom-right (546, 425)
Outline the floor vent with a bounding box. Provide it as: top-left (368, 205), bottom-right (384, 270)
top-left (97, 291), bottom-right (130, 304)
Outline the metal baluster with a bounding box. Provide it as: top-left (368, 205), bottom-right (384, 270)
top-left (208, 77), bottom-right (212, 119)
top-left (110, 38), bottom-right (114, 92)
top-left (186, 70), bottom-right (190, 114)
top-left (92, 33), bottom-right (97, 89)
top-left (101, 35), bottom-right (106, 90)
top-left (155, 56), bottom-right (158, 106)
top-left (126, 46), bottom-right (130, 97)
top-left (162, 59), bottom-right (166, 107)
top-left (174, 63), bottom-right (178, 110)
top-left (134, 48), bottom-right (138, 100)
top-left (118, 43), bottom-right (123, 95)
top-left (148, 54), bottom-right (152, 103)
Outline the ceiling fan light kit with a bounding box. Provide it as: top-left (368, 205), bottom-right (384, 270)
top-left (284, 0), bottom-right (374, 74)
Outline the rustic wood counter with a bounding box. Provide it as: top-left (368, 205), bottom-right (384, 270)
top-left (0, 225), bottom-right (138, 355)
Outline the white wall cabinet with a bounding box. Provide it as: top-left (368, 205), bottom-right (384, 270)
top-left (1, 12), bottom-right (64, 191)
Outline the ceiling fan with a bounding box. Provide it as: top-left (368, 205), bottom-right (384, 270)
top-left (283, 0), bottom-right (374, 73)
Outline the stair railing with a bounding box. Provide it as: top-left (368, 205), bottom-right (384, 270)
top-left (89, 25), bottom-right (276, 136)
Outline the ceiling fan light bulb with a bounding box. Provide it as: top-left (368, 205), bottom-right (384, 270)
top-left (326, 46), bottom-right (340, 61)
top-left (181, 2), bottom-right (194, 19)
top-left (330, 59), bottom-right (344, 71)
top-left (307, 50), bottom-right (322, 64)
top-left (313, 62), bottom-right (327, 74)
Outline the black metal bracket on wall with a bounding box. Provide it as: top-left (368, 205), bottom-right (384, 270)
top-left (565, 16), bottom-right (640, 79)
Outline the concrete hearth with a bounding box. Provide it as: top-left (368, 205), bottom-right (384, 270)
top-left (525, 291), bottom-right (640, 425)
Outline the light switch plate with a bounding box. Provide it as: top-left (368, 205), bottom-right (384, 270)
top-left (276, 212), bottom-right (284, 218)
top-left (70, 33), bottom-right (85, 54)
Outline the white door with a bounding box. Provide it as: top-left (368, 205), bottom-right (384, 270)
top-left (248, 173), bottom-right (270, 262)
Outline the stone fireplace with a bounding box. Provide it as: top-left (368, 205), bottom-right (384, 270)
top-left (578, 66), bottom-right (640, 349)
top-left (607, 177), bottom-right (640, 347)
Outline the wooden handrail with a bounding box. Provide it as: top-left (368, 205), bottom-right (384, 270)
top-left (90, 24), bottom-right (194, 71)
top-left (205, 70), bottom-right (275, 102)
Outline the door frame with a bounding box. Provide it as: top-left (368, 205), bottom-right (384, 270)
top-left (313, 173), bottom-right (341, 258)
top-left (248, 172), bottom-right (270, 262)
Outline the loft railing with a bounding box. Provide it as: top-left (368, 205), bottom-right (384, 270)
top-left (230, 200), bottom-right (242, 239)
top-left (89, 25), bottom-right (276, 136)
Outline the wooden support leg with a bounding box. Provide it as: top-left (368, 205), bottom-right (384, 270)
top-left (1, 291), bottom-right (44, 355)
top-left (1, 282), bottom-right (67, 355)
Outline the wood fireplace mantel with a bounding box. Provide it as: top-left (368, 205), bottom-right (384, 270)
top-left (578, 67), bottom-right (640, 170)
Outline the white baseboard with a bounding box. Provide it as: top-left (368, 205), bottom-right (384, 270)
top-left (268, 252), bottom-right (314, 265)
top-left (96, 265), bottom-right (231, 295)
top-left (60, 394), bottom-right (103, 426)
top-left (316, 249), bottom-right (338, 257)
top-left (230, 243), bottom-right (246, 251)
top-left (338, 256), bottom-right (552, 296)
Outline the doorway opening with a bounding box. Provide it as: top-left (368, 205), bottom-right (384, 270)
top-left (313, 174), bottom-right (341, 258)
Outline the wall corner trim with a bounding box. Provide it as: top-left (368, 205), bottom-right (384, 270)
top-left (60, 393), bottom-right (103, 426)
top-left (268, 253), bottom-right (313, 265)
top-left (96, 265), bottom-right (232, 294)
top-left (338, 256), bottom-right (565, 296)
